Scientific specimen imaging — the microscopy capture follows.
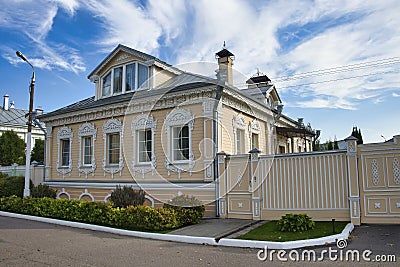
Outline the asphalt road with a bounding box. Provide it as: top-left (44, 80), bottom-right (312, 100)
top-left (0, 216), bottom-right (398, 267)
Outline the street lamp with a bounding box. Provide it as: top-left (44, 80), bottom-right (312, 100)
top-left (16, 50), bottom-right (35, 197)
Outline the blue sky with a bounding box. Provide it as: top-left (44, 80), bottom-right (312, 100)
top-left (0, 0), bottom-right (399, 143)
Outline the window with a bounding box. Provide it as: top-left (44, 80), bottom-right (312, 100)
top-left (131, 114), bottom-right (157, 177)
top-left (125, 63), bottom-right (135, 92)
top-left (236, 129), bottom-right (244, 154)
top-left (56, 126), bottom-right (73, 175)
top-left (173, 125), bottom-right (189, 161)
top-left (102, 119), bottom-right (123, 177)
top-left (138, 129), bottom-right (152, 162)
top-left (101, 62), bottom-right (149, 97)
top-left (233, 114), bottom-right (246, 154)
top-left (61, 139), bottom-right (70, 166)
top-left (138, 63), bottom-right (149, 89)
top-left (164, 108), bottom-right (195, 177)
top-left (102, 72), bottom-right (111, 96)
top-left (83, 136), bottom-right (92, 165)
top-left (113, 67), bottom-right (123, 94)
top-left (251, 133), bottom-right (259, 150)
top-left (108, 133), bottom-right (120, 165)
top-left (78, 122), bottom-right (97, 177)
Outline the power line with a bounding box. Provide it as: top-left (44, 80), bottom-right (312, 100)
top-left (272, 56), bottom-right (400, 81)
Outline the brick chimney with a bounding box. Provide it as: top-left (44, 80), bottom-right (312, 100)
top-left (215, 43), bottom-right (234, 85)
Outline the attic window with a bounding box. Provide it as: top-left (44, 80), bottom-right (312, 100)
top-left (102, 62), bottom-right (149, 97)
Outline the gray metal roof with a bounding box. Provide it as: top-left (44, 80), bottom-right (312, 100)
top-left (0, 107), bottom-right (27, 127)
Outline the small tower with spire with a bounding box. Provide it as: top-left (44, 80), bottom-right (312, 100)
top-left (215, 42), bottom-right (235, 85)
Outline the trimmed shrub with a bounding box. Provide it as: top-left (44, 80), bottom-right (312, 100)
top-left (0, 176), bottom-right (33, 198)
top-left (164, 195), bottom-right (205, 226)
top-left (110, 185), bottom-right (145, 208)
top-left (277, 213), bottom-right (315, 232)
top-left (31, 184), bottom-right (57, 199)
top-left (0, 196), bottom-right (183, 231)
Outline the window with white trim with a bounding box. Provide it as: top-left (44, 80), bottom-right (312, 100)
top-left (108, 133), bottom-right (120, 165)
top-left (251, 133), bottom-right (259, 150)
top-left (249, 120), bottom-right (260, 150)
top-left (131, 114), bottom-right (157, 177)
top-left (233, 114), bottom-right (246, 154)
top-left (164, 108), bottom-right (194, 177)
top-left (172, 125), bottom-right (190, 161)
top-left (61, 139), bottom-right (70, 166)
top-left (83, 137), bottom-right (92, 165)
top-left (78, 122), bottom-right (97, 177)
top-left (56, 126), bottom-right (73, 175)
top-left (101, 62), bottom-right (149, 97)
top-left (102, 119), bottom-right (124, 177)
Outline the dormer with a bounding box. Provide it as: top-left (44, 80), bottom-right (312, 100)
top-left (88, 44), bottom-right (181, 100)
top-left (244, 72), bottom-right (282, 109)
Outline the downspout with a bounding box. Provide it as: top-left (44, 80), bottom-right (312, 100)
top-left (213, 85), bottom-right (223, 217)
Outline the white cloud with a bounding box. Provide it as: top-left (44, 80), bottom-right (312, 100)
top-left (0, 0), bottom-right (85, 73)
top-left (392, 92), bottom-right (400, 97)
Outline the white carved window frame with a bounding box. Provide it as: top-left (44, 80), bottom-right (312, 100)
top-left (78, 122), bottom-right (97, 178)
top-left (233, 114), bottom-right (246, 154)
top-left (56, 126), bottom-right (73, 175)
top-left (102, 118), bottom-right (124, 178)
top-left (164, 108), bottom-right (195, 178)
top-left (249, 119), bottom-right (260, 150)
top-left (131, 114), bottom-right (157, 178)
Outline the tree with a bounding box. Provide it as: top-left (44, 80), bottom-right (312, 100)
top-left (0, 131), bottom-right (25, 165)
top-left (351, 127), bottom-right (364, 144)
top-left (31, 139), bottom-right (44, 163)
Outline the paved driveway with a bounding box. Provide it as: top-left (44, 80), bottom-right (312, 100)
top-left (0, 216), bottom-right (399, 266)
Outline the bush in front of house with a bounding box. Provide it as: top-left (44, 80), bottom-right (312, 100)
top-left (0, 196), bottom-right (184, 231)
top-left (277, 213), bottom-right (315, 232)
top-left (0, 175), bottom-right (33, 198)
top-left (110, 185), bottom-right (146, 208)
top-left (30, 184), bottom-right (57, 199)
top-left (163, 195), bottom-right (205, 226)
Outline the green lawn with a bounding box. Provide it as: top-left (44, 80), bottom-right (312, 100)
top-left (238, 221), bottom-right (348, 242)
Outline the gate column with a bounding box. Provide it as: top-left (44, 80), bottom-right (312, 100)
top-left (345, 136), bottom-right (361, 226)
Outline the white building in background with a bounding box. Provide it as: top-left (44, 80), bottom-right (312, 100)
top-left (0, 94), bottom-right (45, 151)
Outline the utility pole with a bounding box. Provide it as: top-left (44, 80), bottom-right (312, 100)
top-left (16, 51), bottom-right (35, 197)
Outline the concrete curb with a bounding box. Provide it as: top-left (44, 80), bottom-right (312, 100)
top-left (0, 211), bottom-right (353, 249)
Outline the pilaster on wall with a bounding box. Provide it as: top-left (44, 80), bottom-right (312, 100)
top-left (249, 149), bottom-right (261, 220)
top-left (217, 152), bottom-right (227, 218)
top-left (346, 136), bottom-right (361, 226)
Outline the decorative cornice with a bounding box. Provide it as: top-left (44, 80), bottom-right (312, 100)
top-left (41, 87), bottom-right (216, 127)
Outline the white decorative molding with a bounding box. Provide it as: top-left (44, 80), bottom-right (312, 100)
top-left (396, 202), bottom-right (400, 208)
top-left (145, 195), bottom-right (155, 208)
top-left (371, 159), bottom-right (379, 185)
top-left (79, 189), bottom-right (94, 202)
top-left (233, 114), bottom-right (246, 154)
top-left (249, 119), bottom-right (261, 150)
top-left (238, 202), bottom-right (243, 208)
top-left (202, 100), bottom-right (214, 117)
top-left (104, 194), bottom-right (111, 202)
top-left (164, 108), bottom-right (195, 177)
top-left (78, 122), bottom-right (97, 178)
top-left (115, 53), bottom-right (130, 61)
top-left (374, 202), bottom-right (381, 209)
top-left (102, 118), bottom-right (124, 178)
top-left (40, 87), bottom-right (215, 127)
top-left (393, 158), bottom-right (400, 185)
top-left (56, 126), bottom-right (73, 175)
top-left (131, 114), bottom-right (157, 178)
top-left (56, 188), bottom-right (70, 200)
top-left (237, 169), bottom-right (243, 186)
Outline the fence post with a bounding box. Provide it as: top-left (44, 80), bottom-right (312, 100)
top-left (345, 136), bottom-right (361, 226)
top-left (249, 148), bottom-right (261, 220)
top-left (217, 151), bottom-right (228, 218)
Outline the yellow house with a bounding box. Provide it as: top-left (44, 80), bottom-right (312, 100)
top-left (39, 44), bottom-right (316, 216)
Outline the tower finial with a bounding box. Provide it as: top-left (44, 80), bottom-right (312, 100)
top-left (223, 41), bottom-right (226, 48)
